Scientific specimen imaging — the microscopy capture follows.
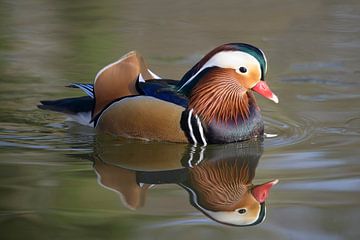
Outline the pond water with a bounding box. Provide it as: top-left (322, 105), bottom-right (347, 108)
top-left (0, 0), bottom-right (359, 239)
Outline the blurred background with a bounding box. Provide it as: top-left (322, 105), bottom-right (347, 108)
top-left (0, 0), bottom-right (359, 239)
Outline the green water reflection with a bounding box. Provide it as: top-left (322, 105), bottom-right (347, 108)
top-left (0, 0), bottom-right (360, 239)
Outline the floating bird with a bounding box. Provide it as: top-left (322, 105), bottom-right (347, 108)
top-left (38, 43), bottom-right (278, 144)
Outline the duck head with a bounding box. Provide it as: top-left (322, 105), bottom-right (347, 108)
top-left (177, 43), bottom-right (278, 123)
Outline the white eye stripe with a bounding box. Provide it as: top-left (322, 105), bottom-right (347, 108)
top-left (178, 51), bottom-right (261, 91)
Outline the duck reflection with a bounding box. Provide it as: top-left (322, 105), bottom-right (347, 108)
top-left (92, 137), bottom-right (277, 226)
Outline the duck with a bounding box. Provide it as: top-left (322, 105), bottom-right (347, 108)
top-left (91, 138), bottom-right (278, 226)
top-left (38, 43), bottom-right (279, 144)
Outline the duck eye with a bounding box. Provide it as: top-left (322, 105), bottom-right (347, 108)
top-left (238, 209), bottom-right (247, 214)
top-left (239, 67), bottom-right (247, 73)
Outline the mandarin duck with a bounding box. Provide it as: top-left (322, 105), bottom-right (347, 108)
top-left (91, 138), bottom-right (278, 226)
top-left (39, 43), bottom-right (279, 144)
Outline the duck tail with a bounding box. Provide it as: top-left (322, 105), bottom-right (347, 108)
top-left (38, 96), bottom-right (94, 114)
top-left (38, 96), bottom-right (94, 127)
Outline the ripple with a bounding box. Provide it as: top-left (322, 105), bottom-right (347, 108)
top-left (0, 123), bottom-right (95, 152)
top-left (345, 116), bottom-right (360, 133)
top-left (280, 76), bottom-right (358, 87)
top-left (262, 152), bottom-right (343, 170)
top-left (317, 127), bottom-right (359, 136)
top-left (279, 178), bottom-right (360, 192)
top-left (0, 140), bottom-right (51, 149)
top-left (144, 217), bottom-right (214, 229)
top-left (290, 61), bottom-right (345, 72)
top-left (264, 114), bottom-right (315, 149)
top-left (297, 93), bottom-right (360, 102)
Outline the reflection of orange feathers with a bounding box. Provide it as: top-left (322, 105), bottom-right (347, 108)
top-left (189, 159), bottom-right (252, 211)
top-left (93, 157), bottom-right (148, 210)
top-left (189, 68), bottom-right (250, 124)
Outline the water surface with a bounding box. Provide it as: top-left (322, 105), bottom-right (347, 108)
top-left (0, 0), bottom-right (360, 239)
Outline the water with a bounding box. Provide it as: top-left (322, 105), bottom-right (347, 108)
top-left (0, 0), bottom-right (360, 239)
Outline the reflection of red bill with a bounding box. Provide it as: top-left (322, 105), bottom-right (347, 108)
top-left (252, 81), bottom-right (279, 103)
top-left (252, 179), bottom-right (279, 203)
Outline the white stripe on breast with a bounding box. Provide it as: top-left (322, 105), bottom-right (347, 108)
top-left (187, 109), bottom-right (197, 145)
top-left (195, 114), bottom-right (207, 146)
